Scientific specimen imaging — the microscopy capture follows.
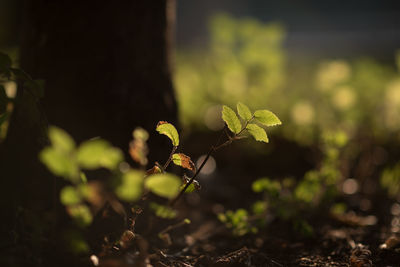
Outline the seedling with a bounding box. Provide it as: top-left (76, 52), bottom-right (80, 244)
top-left (218, 130), bottom-right (348, 237)
top-left (39, 102), bottom-right (281, 253)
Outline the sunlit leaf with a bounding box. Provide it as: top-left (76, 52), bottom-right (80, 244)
top-left (237, 102), bottom-right (252, 121)
top-left (246, 123), bottom-right (268, 143)
top-left (100, 147), bottom-right (124, 169)
top-left (145, 173), bottom-right (181, 199)
top-left (254, 110), bottom-right (281, 127)
top-left (77, 139), bottom-right (123, 170)
top-left (48, 126), bottom-right (76, 154)
top-left (183, 183), bottom-right (196, 193)
top-left (115, 170), bottom-right (144, 202)
top-left (149, 202), bottom-right (177, 219)
top-left (172, 153), bottom-right (196, 172)
top-left (67, 204), bottom-right (93, 227)
top-left (40, 147), bottom-right (78, 179)
top-left (222, 105), bottom-right (241, 134)
top-left (60, 186), bottom-right (82, 205)
top-left (133, 127), bottom-right (149, 141)
top-left (156, 121), bottom-right (179, 146)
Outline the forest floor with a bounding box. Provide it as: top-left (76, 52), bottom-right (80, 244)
top-left (95, 137), bottom-right (400, 267)
top-left (96, 189), bottom-right (400, 267)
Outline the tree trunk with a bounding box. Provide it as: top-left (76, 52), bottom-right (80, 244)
top-left (20, 0), bottom-right (178, 152)
top-left (0, 1), bottom-right (177, 265)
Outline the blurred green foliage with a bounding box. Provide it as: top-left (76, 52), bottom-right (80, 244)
top-left (218, 209), bottom-right (258, 236)
top-left (175, 14), bottom-right (400, 145)
top-left (381, 163), bottom-right (400, 198)
top-left (219, 130), bottom-right (349, 236)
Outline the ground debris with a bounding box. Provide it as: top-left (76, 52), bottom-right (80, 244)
top-left (349, 244), bottom-right (372, 267)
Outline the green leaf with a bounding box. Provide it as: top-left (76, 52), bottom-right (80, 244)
top-left (252, 178), bottom-right (281, 194)
top-left (48, 126), bottom-right (76, 154)
top-left (254, 110), bottom-right (281, 127)
top-left (60, 186), bottom-right (82, 205)
top-left (183, 183), bottom-right (196, 193)
top-left (39, 147), bottom-right (78, 179)
top-left (246, 123), bottom-right (269, 143)
top-left (149, 202), bottom-right (177, 219)
top-left (133, 127), bottom-right (149, 141)
top-left (172, 153), bottom-right (196, 172)
top-left (67, 204), bottom-right (93, 227)
top-left (252, 201), bottom-right (267, 215)
top-left (222, 105), bottom-right (241, 134)
top-left (115, 170), bottom-right (144, 202)
top-left (77, 139), bottom-right (123, 170)
top-left (156, 121), bottom-right (179, 146)
top-left (145, 173), bottom-right (181, 199)
top-left (237, 102), bottom-right (252, 121)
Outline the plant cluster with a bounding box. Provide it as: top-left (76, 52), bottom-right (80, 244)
top-left (218, 130), bottom-right (349, 237)
top-left (39, 102), bottom-right (281, 254)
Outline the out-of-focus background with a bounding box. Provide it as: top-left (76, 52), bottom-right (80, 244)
top-left (2, 0), bottom-right (400, 202)
top-left (1, 1), bottom-right (400, 264)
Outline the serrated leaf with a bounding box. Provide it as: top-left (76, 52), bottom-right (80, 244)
top-left (115, 170), bottom-right (144, 202)
top-left (60, 186), bottom-right (82, 205)
top-left (172, 153), bottom-right (196, 172)
top-left (48, 126), bottom-right (76, 154)
top-left (156, 121), bottom-right (179, 147)
top-left (246, 123), bottom-right (269, 143)
top-left (254, 110), bottom-right (281, 127)
top-left (77, 139), bottom-right (123, 170)
top-left (145, 173), bottom-right (181, 199)
top-left (40, 147), bottom-right (78, 179)
top-left (222, 105), bottom-right (241, 134)
top-left (237, 102), bottom-right (252, 121)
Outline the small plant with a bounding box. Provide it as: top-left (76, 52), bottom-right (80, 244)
top-left (218, 130), bottom-right (348, 237)
top-left (39, 102), bottom-right (281, 254)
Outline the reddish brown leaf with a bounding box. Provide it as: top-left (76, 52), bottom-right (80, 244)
top-left (172, 153), bottom-right (196, 172)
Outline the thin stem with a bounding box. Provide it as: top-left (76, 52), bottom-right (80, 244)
top-left (236, 115), bottom-right (255, 136)
top-left (162, 146), bottom-right (177, 171)
top-left (169, 127), bottom-right (228, 206)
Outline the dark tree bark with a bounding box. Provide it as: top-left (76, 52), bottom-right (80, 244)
top-left (20, 0), bottom-right (178, 151)
top-left (0, 1), bottom-right (177, 265)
